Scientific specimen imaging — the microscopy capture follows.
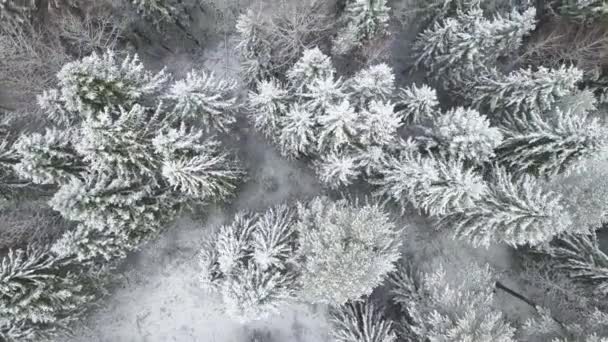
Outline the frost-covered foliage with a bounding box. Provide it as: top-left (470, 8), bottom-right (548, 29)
top-left (0, 246), bottom-right (92, 341)
top-left (557, 0), bottom-right (608, 23)
top-left (430, 107), bottom-right (503, 163)
top-left (438, 168), bottom-right (571, 247)
top-left (198, 206), bottom-right (298, 322)
top-left (523, 306), bottom-right (608, 342)
top-left (199, 198), bottom-right (401, 319)
top-left (249, 48), bottom-right (410, 187)
top-left (395, 83), bottom-right (439, 124)
top-left (542, 156), bottom-right (608, 231)
top-left (129, 0), bottom-right (190, 25)
top-left (543, 232), bottom-right (608, 296)
top-left (234, 2), bottom-right (335, 83)
top-left (496, 108), bottom-right (608, 177)
top-left (332, 0), bottom-right (391, 55)
top-left (329, 299), bottom-right (397, 342)
top-left (413, 6), bottom-right (536, 91)
top-left (14, 51), bottom-right (243, 264)
top-left (165, 70), bottom-right (239, 132)
top-left (374, 148), bottom-right (487, 216)
top-left (390, 262), bottom-right (515, 341)
top-left (295, 197), bottom-right (401, 305)
top-left (456, 173), bottom-right (566, 249)
top-left (472, 66), bottom-right (584, 116)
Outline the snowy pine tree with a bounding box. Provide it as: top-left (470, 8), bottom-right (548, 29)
top-left (414, 6), bottom-right (536, 90)
top-left (390, 262), bottom-right (515, 341)
top-left (165, 70), bottom-right (239, 132)
top-left (315, 152), bottom-right (362, 189)
top-left (333, 0), bottom-right (391, 55)
top-left (0, 246), bottom-right (92, 341)
top-left (544, 232), bottom-right (608, 296)
top-left (438, 168), bottom-right (571, 247)
top-left (496, 108), bottom-right (608, 177)
top-left (472, 65), bottom-right (583, 116)
top-left (329, 299), bottom-right (397, 342)
top-left (523, 306), bottom-right (608, 342)
top-left (14, 51), bottom-right (244, 263)
top-left (395, 83), bottom-right (439, 124)
top-left (374, 148), bottom-right (487, 216)
top-left (295, 197), bottom-right (401, 305)
top-left (430, 106), bottom-right (503, 163)
top-left (198, 205), bottom-right (298, 322)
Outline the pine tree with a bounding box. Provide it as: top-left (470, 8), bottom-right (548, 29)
top-left (330, 299), bottom-right (397, 342)
top-left (390, 262), bottom-right (515, 341)
top-left (295, 197), bottom-right (401, 305)
top-left (413, 7), bottom-right (536, 91)
top-left (395, 83), bottom-right (439, 124)
top-left (248, 78), bottom-right (289, 137)
top-left (373, 149), bottom-right (487, 216)
top-left (198, 205), bottom-right (298, 322)
top-left (315, 152), bottom-right (361, 189)
top-left (16, 51), bottom-right (244, 264)
top-left (286, 47), bottom-right (336, 87)
top-left (317, 99), bottom-right (361, 152)
top-left (51, 51), bottom-right (168, 114)
top-left (333, 0), bottom-right (391, 55)
top-left (472, 65), bottom-right (583, 116)
top-left (347, 63), bottom-right (395, 107)
top-left (542, 157), bottom-right (608, 232)
top-left (523, 306), bottom-right (608, 342)
top-left (430, 107), bottom-right (503, 163)
top-left (496, 108), bottom-right (608, 177)
top-left (438, 168), bottom-right (571, 247)
top-left (359, 100), bottom-right (403, 147)
top-left (558, 0), bottom-right (608, 23)
top-left (0, 246), bottom-right (92, 341)
top-left (545, 232), bottom-right (608, 296)
top-left (13, 128), bottom-right (83, 185)
top-left (165, 70), bottom-right (239, 132)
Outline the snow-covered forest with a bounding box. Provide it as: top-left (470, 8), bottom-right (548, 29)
top-left (1, 0), bottom-right (608, 341)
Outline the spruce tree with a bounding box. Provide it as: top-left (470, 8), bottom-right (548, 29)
top-left (496, 108), bottom-right (608, 177)
top-left (329, 299), bottom-right (397, 342)
top-left (430, 106), bottom-right (503, 163)
top-left (413, 7), bottom-right (536, 91)
top-left (438, 168), bottom-right (571, 247)
top-left (295, 197), bottom-right (401, 305)
top-left (472, 65), bottom-right (583, 116)
top-left (15, 51), bottom-right (244, 263)
top-left (0, 246), bottom-right (92, 341)
top-left (198, 205), bottom-right (298, 322)
top-left (374, 148), bottom-right (487, 216)
top-left (390, 262), bottom-right (515, 341)
top-left (333, 0), bottom-right (391, 55)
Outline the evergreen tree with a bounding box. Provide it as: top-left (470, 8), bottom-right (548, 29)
top-left (544, 232), bottom-right (608, 296)
top-left (413, 7), bottom-right (536, 91)
top-left (315, 152), bottom-right (361, 189)
top-left (439, 168), bottom-right (571, 247)
top-left (390, 262), bottom-right (515, 341)
top-left (472, 65), bottom-right (583, 116)
top-left (430, 107), bottom-right (503, 163)
top-left (15, 51), bottom-right (243, 264)
top-left (523, 306), bottom-right (608, 342)
top-left (295, 197), bottom-right (401, 305)
top-left (333, 0), bottom-right (391, 55)
top-left (347, 63), bottom-right (395, 106)
top-left (329, 299), bottom-right (397, 342)
top-left (165, 70), bottom-right (239, 132)
top-left (248, 78), bottom-right (289, 138)
top-left (359, 100), bottom-right (403, 147)
top-left (0, 246), bottom-right (92, 341)
top-left (374, 149), bottom-right (487, 216)
top-left (198, 205), bottom-right (298, 322)
top-left (395, 83), bottom-right (439, 124)
top-left (496, 108), bottom-right (608, 177)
